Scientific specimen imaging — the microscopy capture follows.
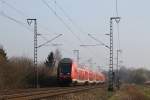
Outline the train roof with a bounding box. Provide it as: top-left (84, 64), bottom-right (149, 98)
top-left (59, 58), bottom-right (72, 63)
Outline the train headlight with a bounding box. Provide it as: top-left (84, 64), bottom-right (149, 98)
top-left (67, 73), bottom-right (70, 75)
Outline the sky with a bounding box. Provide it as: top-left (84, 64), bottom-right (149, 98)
top-left (0, 0), bottom-right (150, 70)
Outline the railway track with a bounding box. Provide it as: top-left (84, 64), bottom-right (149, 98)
top-left (0, 85), bottom-right (102, 100)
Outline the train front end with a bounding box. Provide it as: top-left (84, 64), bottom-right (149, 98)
top-left (57, 58), bottom-right (73, 85)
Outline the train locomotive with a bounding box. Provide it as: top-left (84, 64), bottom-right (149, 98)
top-left (57, 58), bottom-right (105, 85)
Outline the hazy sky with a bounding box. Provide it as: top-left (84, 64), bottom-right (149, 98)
top-left (0, 0), bottom-right (150, 70)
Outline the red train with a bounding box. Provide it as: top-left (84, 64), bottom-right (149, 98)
top-left (57, 58), bottom-right (106, 85)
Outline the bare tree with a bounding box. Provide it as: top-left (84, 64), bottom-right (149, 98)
top-left (0, 45), bottom-right (7, 63)
top-left (45, 52), bottom-right (54, 68)
top-left (54, 49), bottom-right (62, 66)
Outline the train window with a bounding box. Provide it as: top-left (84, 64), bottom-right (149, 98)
top-left (60, 63), bottom-right (71, 73)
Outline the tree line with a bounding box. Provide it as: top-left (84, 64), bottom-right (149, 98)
top-left (119, 66), bottom-right (150, 85)
top-left (0, 46), bottom-right (62, 89)
top-left (0, 45), bottom-right (150, 89)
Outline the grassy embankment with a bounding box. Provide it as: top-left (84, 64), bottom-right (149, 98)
top-left (109, 85), bottom-right (150, 100)
top-left (47, 85), bottom-right (150, 100)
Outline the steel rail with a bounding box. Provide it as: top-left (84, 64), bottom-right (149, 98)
top-left (0, 85), bottom-right (102, 100)
top-left (0, 87), bottom-right (66, 95)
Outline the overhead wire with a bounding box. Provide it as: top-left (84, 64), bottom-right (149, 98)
top-left (0, 11), bottom-right (65, 63)
top-left (116, 0), bottom-right (120, 49)
top-left (40, 0), bottom-right (81, 55)
top-left (50, 0), bottom-right (97, 49)
top-left (0, 11), bottom-right (49, 46)
top-left (42, 0), bottom-right (98, 60)
top-left (115, 0), bottom-right (119, 17)
top-left (49, 0), bottom-right (104, 51)
top-left (0, 0), bottom-right (27, 17)
top-left (1, 0), bottom-right (106, 66)
top-left (0, 0), bottom-right (54, 42)
top-left (0, 12), bottom-right (32, 31)
top-left (41, 0), bottom-right (83, 44)
top-left (115, 0), bottom-right (122, 89)
top-left (48, 1), bottom-right (89, 41)
top-left (0, 0), bottom-right (78, 62)
top-left (46, 0), bottom-right (105, 62)
top-left (115, 0), bottom-right (121, 50)
top-left (50, 0), bottom-right (86, 34)
top-left (0, 11), bottom-right (50, 42)
top-left (40, 0), bottom-right (82, 57)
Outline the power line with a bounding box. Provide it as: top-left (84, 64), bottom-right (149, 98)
top-left (49, 0), bottom-right (103, 58)
top-left (1, 0), bottom-right (101, 67)
top-left (0, 0), bottom-right (49, 39)
top-left (1, 0), bottom-right (87, 59)
top-left (46, 0), bottom-right (105, 67)
top-left (88, 34), bottom-right (110, 49)
top-left (0, 12), bottom-right (32, 31)
top-left (44, 0), bottom-right (104, 64)
top-left (115, 0), bottom-right (119, 17)
top-left (0, 11), bottom-right (50, 42)
top-left (50, 0), bottom-right (86, 34)
top-left (0, 0), bottom-right (55, 41)
top-left (115, 0), bottom-right (121, 90)
top-left (117, 24), bottom-right (121, 50)
top-left (42, 0), bottom-right (85, 57)
top-left (115, 0), bottom-right (121, 50)
top-left (37, 34), bottom-right (62, 48)
top-left (41, 0), bottom-right (83, 44)
top-left (47, 0), bottom-right (105, 61)
top-left (0, 11), bottom-right (51, 44)
top-left (0, 0), bottom-right (28, 17)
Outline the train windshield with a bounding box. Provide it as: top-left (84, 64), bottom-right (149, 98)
top-left (60, 63), bottom-right (71, 73)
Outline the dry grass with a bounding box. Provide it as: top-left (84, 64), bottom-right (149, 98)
top-left (109, 85), bottom-right (150, 100)
top-left (0, 57), bottom-right (35, 89)
top-left (138, 85), bottom-right (150, 99)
